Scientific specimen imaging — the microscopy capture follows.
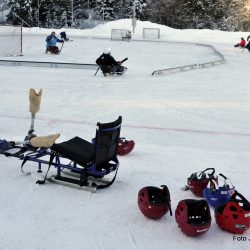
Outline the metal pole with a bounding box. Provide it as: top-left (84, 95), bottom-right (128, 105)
top-left (87, 0), bottom-right (90, 25)
top-left (132, 0), bottom-right (136, 33)
top-left (0, 3), bottom-right (3, 22)
top-left (21, 24), bottom-right (23, 55)
top-left (87, 0), bottom-right (89, 18)
top-left (72, 0), bottom-right (74, 26)
top-left (38, 0), bottom-right (45, 28)
top-left (38, 0), bottom-right (39, 27)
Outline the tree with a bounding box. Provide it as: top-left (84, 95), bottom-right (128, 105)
top-left (146, 0), bottom-right (250, 31)
top-left (223, 0), bottom-right (247, 31)
top-left (145, 0), bottom-right (173, 26)
top-left (74, 0), bottom-right (89, 20)
top-left (39, 0), bottom-right (72, 28)
top-left (6, 0), bottom-right (250, 31)
top-left (6, 0), bottom-right (37, 26)
top-left (95, 0), bottom-right (116, 20)
top-left (114, 0), bottom-right (133, 19)
top-left (112, 0), bottom-right (148, 20)
top-left (135, 0), bottom-right (147, 20)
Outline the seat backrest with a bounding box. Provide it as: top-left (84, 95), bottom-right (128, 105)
top-left (94, 116), bottom-right (122, 169)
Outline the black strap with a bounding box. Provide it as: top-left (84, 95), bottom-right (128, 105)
top-left (198, 168), bottom-right (215, 180)
top-left (36, 153), bottom-right (55, 185)
top-left (2, 146), bottom-right (26, 158)
top-left (21, 153), bottom-right (30, 173)
top-left (230, 191), bottom-right (250, 206)
top-left (202, 168), bottom-right (215, 176)
top-left (161, 185), bottom-right (173, 216)
top-left (219, 173), bottom-right (227, 180)
top-left (20, 147), bottom-right (41, 173)
top-left (207, 179), bottom-right (217, 193)
top-left (96, 165), bottom-right (119, 189)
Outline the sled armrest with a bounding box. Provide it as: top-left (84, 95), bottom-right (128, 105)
top-left (30, 133), bottom-right (60, 148)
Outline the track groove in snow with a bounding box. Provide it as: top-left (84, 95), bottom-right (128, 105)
top-left (1, 114), bottom-right (250, 138)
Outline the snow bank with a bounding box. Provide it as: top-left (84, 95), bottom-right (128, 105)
top-left (22, 19), bottom-right (249, 44)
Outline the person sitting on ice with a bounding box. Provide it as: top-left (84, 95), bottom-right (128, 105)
top-left (60, 31), bottom-right (69, 41)
top-left (46, 31), bottom-right (64, 54)
top-left (96, 48), bottom-right (124, 76)
top-left (234, 37), bottom-right (246, 48)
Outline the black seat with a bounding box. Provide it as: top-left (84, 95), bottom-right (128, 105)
top-left (50, 116), bottom-right (122, 189)
top-left (51, 137), bottom-right (95, 166)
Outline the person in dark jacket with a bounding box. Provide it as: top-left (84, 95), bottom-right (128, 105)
top-left (234, 37), bottom-right (246, 48)
top-left (46, 31), bottom-right (64, 54)
top-left (96, 48), bottom-right (122, 76)
top-left (60, 31), bottom-right (69, 41)
top-left (245, 35), bottom-right (250, 52)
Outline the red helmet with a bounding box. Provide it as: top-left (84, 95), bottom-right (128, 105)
top-left (117, 137), bottom-right (135, 156)
top-left (187, 168), bottom-right (217, 197)
top-left (215, 191), bottom-right (250, 234)
top-left (138, 185), bottom-right (172, 220)
top-left (175, 199), bottom-right (211, 237)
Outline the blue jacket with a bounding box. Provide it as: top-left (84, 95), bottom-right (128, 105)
top-left (46, 35), bottom-right (63, 47)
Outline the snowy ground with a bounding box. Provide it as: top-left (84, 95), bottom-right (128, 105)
top-left (0, 20), bottom-right (250, 250)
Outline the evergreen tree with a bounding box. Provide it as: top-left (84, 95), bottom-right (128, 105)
top-left (179, 0), bottom-right (228, 29)
top-left (146, 0), bottom-right (174, 27)
top-left (241, 0), bottom-right (250, 31)
top-left (114, 0), bottom-right (133, 19)
top-left (74, 0), bottom-right (88, 20)
top-left (5, 0), bottom-right (250, 31)
top-left (95, 0), bottom-right (115, 20)
top-left (39, 0), bottom-right (56, 28)
top-left (223, 0), bottom-right (246, 31)
top-left (6, 0), bottom-right (37, 26)
top-left (113, 0), bottom-right (148, 20)
top-left (135, 0), bottom-right (147, 20)
top-left (39, 0), bottom-right (72, 28)
top-left (147, 0), bottom-right (250, 31)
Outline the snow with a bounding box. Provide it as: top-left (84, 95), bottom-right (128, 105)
top-left (0, 19), bottom-right (250, 250)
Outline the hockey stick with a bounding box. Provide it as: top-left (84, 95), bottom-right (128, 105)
top-left (60, 42), bottom-right (64, 53)
top-left (119, 57), bottom-right (128, 64)
top-left (112, 57), bottom-right (128, 74)
top-left (94, 65), bottom-right (100, 76)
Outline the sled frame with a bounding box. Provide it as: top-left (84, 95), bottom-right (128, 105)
top-left (49, 116), bottom-right (122, 189)
top-left (0, 117), bottom-right (122, 191)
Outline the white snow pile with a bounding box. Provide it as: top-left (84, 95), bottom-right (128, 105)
top-left (23, 18), bottom-right (249, 44)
